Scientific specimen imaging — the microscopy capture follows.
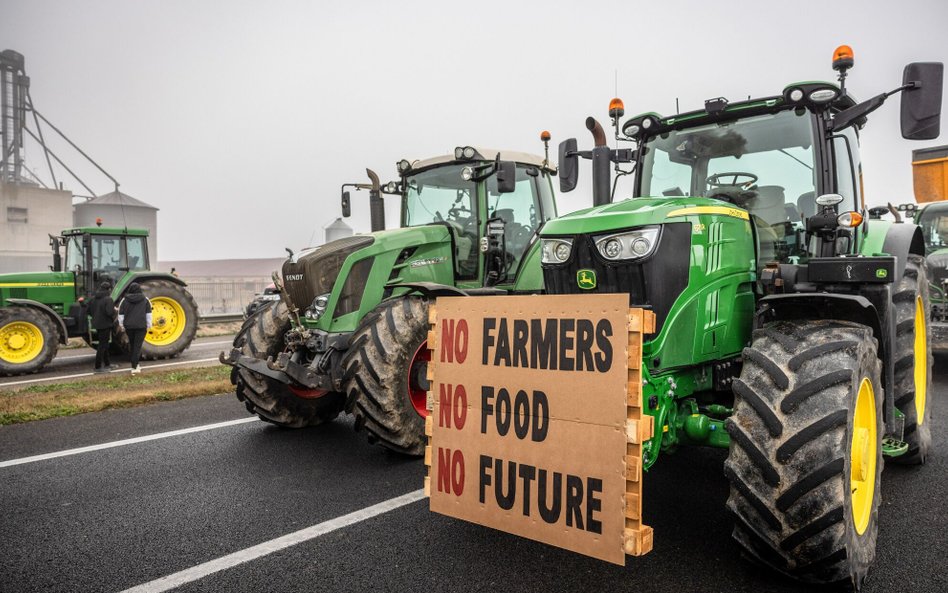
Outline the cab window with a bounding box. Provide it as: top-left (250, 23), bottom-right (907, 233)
top-left (486, 166), bottom-right (541, 277)
top-left (126, 236), bottom-right (148, 270)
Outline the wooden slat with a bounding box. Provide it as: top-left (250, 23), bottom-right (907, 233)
top-left (623, 307), bottom-right (653, 558)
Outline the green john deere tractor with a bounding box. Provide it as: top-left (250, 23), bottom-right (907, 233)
top-left (223, 143), bottom-right (559, 454)
top-left (537, 49), bottom-right (942, 588)
top-left (0, 226), bottom-right (198, 375)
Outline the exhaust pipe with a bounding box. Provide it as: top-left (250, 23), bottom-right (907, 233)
top-left (366, 168), bottom-right (385, 232)
top-left (586, 117), bottom-right (611, 207)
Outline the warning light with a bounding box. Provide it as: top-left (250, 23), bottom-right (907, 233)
top-left (540, 130), bottom-right (551, 142)
top-left (833, 45), bottom-right (854, 72)
top-left (95, 217), bottom-right (103, 227)
top-left (608, 98), bottom-right (625, 119)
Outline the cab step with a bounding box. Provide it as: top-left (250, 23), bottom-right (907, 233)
top-left (882, 437), bottom-right (909, 458)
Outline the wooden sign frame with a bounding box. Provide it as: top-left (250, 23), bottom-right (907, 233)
top-left (423, 295), bottom-right (655, 564)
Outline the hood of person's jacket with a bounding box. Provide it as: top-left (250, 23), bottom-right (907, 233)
top-left (125, 292), bottom-right (146, 304)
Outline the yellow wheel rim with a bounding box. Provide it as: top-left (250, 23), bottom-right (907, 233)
top-left (0, 320), bottom-right (45, 364)
top-left (914, 296), bottom-right (928, 426)
top-left (146, 297), bottom-right (187, 346)
top-left (850, 377), bottom-right (877, 536)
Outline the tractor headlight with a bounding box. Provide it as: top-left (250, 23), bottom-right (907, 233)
top-left (541, 238), bottom-right (573, 264)
top-left (594, 226), bottom-right (661, 261)
top-left (305, 293), bottom-right (331, 321)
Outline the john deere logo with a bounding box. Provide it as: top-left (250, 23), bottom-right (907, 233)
top-left (577, 269), bottom-right (597, 290)
top-left (876, 268), bottom-right (888, 279)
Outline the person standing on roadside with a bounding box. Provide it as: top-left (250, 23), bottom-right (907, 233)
top-left (119, 283), bottom-right (152, 374)
top-left (90, 281), bottom-right (118, 373)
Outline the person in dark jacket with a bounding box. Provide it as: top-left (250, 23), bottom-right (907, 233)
top-left (89, 281), bottom-right (118, 373)
top-left (118, 283), bottom-right (152, 374)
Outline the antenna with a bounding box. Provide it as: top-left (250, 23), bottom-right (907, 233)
top-left (675, 97), bottom-right (679, 115)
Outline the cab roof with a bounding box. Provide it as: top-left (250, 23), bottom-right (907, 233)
top-left (62, 227), bottom-right (149, 237)
top-left (405, 147), bottom-right (553, 174)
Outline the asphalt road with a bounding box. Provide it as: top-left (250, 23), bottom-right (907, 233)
top-left (0, 334), bottom-right (236, 388)
top-left (1, 366), bottom-right (946, 593)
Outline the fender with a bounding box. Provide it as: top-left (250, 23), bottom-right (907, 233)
top-left (113, 272), bottom-right (188, 299)
top-left (756, 291), bottom-right (898, 434)
top-left (5, 298), bottom-right (69, 344)
top-left (881, 223), bottom-right (925, 280)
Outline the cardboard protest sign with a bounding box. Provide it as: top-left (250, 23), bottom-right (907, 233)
top-left (424, 294), bottom-right (654, 565)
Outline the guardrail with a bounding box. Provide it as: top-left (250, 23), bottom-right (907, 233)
top-left (198, 313), bottom-right (244, 325)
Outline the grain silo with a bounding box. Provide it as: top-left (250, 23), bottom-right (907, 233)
top-left (73, 190), bottom-right (159, 259)
top-left (324, 217), bottom-right (353, 243)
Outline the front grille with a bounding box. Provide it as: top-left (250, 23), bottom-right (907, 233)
top-left (282, 236), bottom-right (374, 311)
top-left (542, 223), bottom-right (691, 333)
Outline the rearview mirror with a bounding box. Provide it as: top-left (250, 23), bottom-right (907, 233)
top-left (341, 191), bottom-right (351, 217)
top-left (558, 138), bottom-right (578, 193)
top-left (901, 62), bottom-right (944, 140)
top-left (496, 160), bottom-right (517, 194)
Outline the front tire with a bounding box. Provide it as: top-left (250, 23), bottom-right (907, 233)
top-left (342, 296), bottom-right (429, 456)
top-left (0, 307), bottom-right (59, 376)
top-left (231, 301), bottom-right (344, 426)
top-left (726, 320), bottom-right (882, 589)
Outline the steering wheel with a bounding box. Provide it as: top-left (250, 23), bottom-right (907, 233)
top-left (706, 172), bottom-right (758, 191)
top-left (705, 172), bottom-right (759, 205)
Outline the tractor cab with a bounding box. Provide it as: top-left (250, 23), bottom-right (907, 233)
top-left (395, 147), bottom-right (557, 288)
top-left (58, 226), bottom-right (151, 297)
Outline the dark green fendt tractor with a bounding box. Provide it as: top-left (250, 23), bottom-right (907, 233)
top-left (538, 49), bottom-right (942, 588)
top-left (224, 144), bottom-right (558, 454)
top-left (0, 226), bottom-right (198, 375)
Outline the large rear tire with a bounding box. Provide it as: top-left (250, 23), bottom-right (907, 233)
top-left (890, 255), bottom-right (933, 464)
top-left (231, 300), bottom-right (344, 426)
top-left (138, 280), bottom-right (199, 360)
top-left (0, 307), bottom-right (59, 376)
top-left (726, 320), bottom-right (882, 590)
top-left (341, 296), bottom-right (429, 456)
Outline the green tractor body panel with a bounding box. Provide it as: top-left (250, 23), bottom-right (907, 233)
top-left (0, 271), bottom-right (77, 315)
top-left (859, 219), bottom-right (893, 256)
top-left (542, 196), bottom-right (757, 372)
top-left (303, 225), bottom-right (458, 334)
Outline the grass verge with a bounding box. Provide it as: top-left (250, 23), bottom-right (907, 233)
top-left (0, 365), bottom-right (232, 425)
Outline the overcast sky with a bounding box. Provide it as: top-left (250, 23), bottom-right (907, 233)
top-left (3, 0), bottom-right (947, 260)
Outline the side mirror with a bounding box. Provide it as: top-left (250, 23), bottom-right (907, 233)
top-left (558, 138), bottom-right (578, 193)
top-left (341, 191), bottom-right (351, 217)
top-left (901, 62), bottom-right (944, 140)
top-left (496, 160), bottom-right (517, 194)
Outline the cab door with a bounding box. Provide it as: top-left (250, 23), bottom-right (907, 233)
top-left (483, 165), bottom-right (547, 286)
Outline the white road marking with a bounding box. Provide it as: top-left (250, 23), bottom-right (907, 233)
top-left (0, 417), bottom-right (259, 468)
top-left (0, 357), bottom-right (223, 388)
top-left (119, 489), bottom-right (426, 593)
top-left (56, 339), bottom-right (235, 360)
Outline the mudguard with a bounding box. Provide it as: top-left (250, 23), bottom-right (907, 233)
top-left (5, 298), bottom-right (69, 344)
top-left (881, 223), bottom-right (925, 280)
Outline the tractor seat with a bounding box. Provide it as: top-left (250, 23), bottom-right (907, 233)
top-left (797, 191), bottom-right (817, 219)
top-left (746, 186), bottom-right (787, 225)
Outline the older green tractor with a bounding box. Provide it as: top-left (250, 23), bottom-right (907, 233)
top-left (539, 48), bottom-right (941, 588)
top-left (0, 226), bottom-right (198, 375)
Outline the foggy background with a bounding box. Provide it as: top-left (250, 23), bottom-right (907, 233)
top-left (3, 0), bottom-right (947, 260)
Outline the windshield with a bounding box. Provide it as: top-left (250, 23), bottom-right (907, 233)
top-left (638, 109), bottom-right (822, 267)
top-left (638, 110), bottom-right (818, 207)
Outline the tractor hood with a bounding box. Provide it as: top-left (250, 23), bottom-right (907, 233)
top-left (541, 196), bottom-right (745, 236)
top-left (284, 224), bottom-right (456, 332)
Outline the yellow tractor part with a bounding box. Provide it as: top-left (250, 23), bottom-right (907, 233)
top-left (0, 320), bottom-right (45, 363)
top-left (914, 296), bottom-right (928, 425)
top-left (146, 296), bottom-right (188, 346)
top-left (912, 145), bottom-right (948, 203)
top-left (850, 377), bottom-right (878, 536)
